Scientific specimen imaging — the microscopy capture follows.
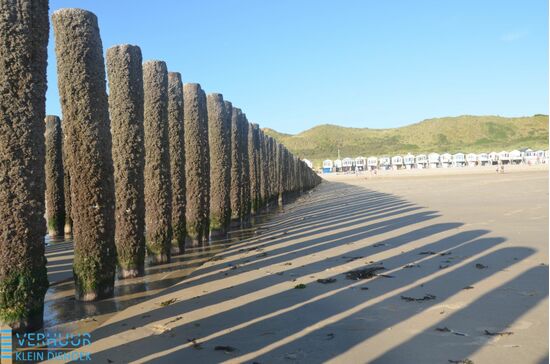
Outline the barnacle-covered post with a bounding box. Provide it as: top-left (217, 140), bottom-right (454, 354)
top-left (106, 44), bottom-right (146, 277)
top-left (45, 115), bottom-right (65, 238)
top-left (168, 72), bottom-right (186, 253)
top-left (0, 0), bottom-right (49, 329)
top-left (143, 60), bottom-right (172, 264)
top-left (52, 8), bottom-right (116, 300)
top-left (184, 83), bottom-right (210, 245)
top-left (207, 93), bottom-right (231, 237)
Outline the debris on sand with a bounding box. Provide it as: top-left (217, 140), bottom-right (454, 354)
top-left (294, 284), bottom-right (307, 289)
top-left (400, 294), bottom-right (436, 302)
top-left (214, 345), bottom-right (237, 353)
top-left (403, 263), bottom-right (420, 268)
top-left (419, 251), bottom-right (436, 255)
top-left (159, 298), bottom-right (177, 307)
top-left (372, 243), bottom-right (387, 248)
top-left (345, 266), bottom-right (385, 280)
top-left (440, 251), bottom-right (452, 256)
top-left (165, 316), bottom-right (182, 325)
top-left (448, 359), bottom-right (474, 364)
top-left (187, 338), bottom-right (203, 350)
top-left (439, 264), bottom-right (450, 269)
top-left (342, 255), bottom-right (363, 262)
top-left (360, 286), bottom-right (369, 290)
top-left (463, 286), bottom-right (474, 290)
top-left (435, 327), bottom-right (467, 336)
top-left (484, 329), bottom-right (513, 336)
top-left (475, 263), bottom-right (488, 269)
top-left (317, 278), bottom-right (337, 284)
top-left (325, 333), bottom-right (335, 340)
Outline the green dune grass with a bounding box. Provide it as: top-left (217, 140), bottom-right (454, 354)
top-left (264, 115), bottom-right (549, 168)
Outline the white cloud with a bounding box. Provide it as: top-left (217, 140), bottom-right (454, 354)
top-left (500, 30), bottom-right (529, 42)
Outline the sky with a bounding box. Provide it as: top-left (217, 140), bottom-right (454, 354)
top-left (46, 0), bottom-right (549, 134)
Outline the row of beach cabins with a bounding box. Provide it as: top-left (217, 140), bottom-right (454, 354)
top-left (318, 149), bottom-right (549, 173)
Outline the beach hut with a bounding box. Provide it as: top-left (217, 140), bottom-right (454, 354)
top-left (545, 150), bottom-right (549, 164)
top-left (303, 158), bottom-right (313, 169)
top-left (342, 157), bottom-right (354, 172)
top-left (391, 155), bottom-right (403, 170)
top-left (440, 153), bottom-right (452, 168)
top-left (452, 153), bottom-right (465, 167)
top-left (379, 156), bottom-right (391, 170)
top-left (428, 152), bottom-right (440, 168)
top-left (488, 152), bottom-right (499, 165)
top-left (477, 153), bottom-right (489, 166)
top-left (334, 158), bottom-right (342, 172)
top-left (355, 156), bottom-right (366, 171)
top-left (415, 154), bottom-right (428, 169)
top-left (466, 153), bottom-right (477, 167)
top-left (523, 149), bottom-right (537, 165)
top-left (366, 156), bottom-right (378, 171)
top-left (322, 159), bottom-right (333, 173)
top-left (509, 150), bottom-right (522, 165)
top-left (403, 153), bottom-right (415, 170)
top-left (498, 151), bottom-right (510, 165)
top-left (535, 150), bottom-right (546, 164)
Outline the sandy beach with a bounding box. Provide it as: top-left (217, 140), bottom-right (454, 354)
top-left (46, 165), bottom-right (548, 363)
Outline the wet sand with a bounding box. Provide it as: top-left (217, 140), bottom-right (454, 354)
top-left (49, 166), bottom-right (548, 363)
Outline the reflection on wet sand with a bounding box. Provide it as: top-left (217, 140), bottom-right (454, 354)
top-left (42, 204), bottom-right (284, 336)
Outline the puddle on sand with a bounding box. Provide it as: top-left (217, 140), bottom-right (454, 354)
top-left (42, 205), bottom-right (282, 336)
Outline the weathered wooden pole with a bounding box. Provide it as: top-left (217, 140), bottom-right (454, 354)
top-left (143, 60), bottom-right (172, 264)
top-left (184, 83), bottom-right (210, 245)
top-left (168, 72), bottom-right (186, 253)
top-left (239, 115), bottom-right (251, 223)
top-left (248, 123), bottom-right (260, 214)
top-left (106, 44), bottom-right (146, 278)
top-left (259, 130), bottom-right (269, 208)
top-left (52, 8), bottom-right (116, 301)
top-left (230, 107), bottom-right (243, 225)
top-left (45, 115), bottom-right (65, 238)
top-left (207, 93), bottom-right (231, 237)
top-left (62, 139), bottom-right (72, 236)
top-left (0, 0), bottom-right (49, 330)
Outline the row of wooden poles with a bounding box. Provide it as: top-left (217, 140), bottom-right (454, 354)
top-left (0, 2), bottom-right (321, 331)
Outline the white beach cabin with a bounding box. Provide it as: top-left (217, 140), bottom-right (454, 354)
top-left (379, 156), bottom-right (391, 170)
top-left (523, 149), bottom-right (537, 165)
top-left (452, 153), bottom-right (466, 167)
top-left (488, 152), bottom-right (499, 165)
top-left (391, 155), bottom-right (403, 170)
top-left (428, 153), bottom-right (440, 168)
top-left (355, 156), bottom-right (366, 171)
top-left (415, 154), bottom-right (428, 169)
top-left (403, 153), bottom-right (415, 170)
top-left (322, 159), bottom-right (333, 173)
top-left (477, 153), bottom-right (489, 166)
top-left (535, 150), bottom-right (546, 164)
top-left (366, 156), bottom-right (378, 171)
top-left (466, 153), bottom-right (477, 167)
top-left (498, 151), bottom-right (510, 165)
top-left (509, 150), bottom-right (522, 165)
top-left (342, 157), bottom-right (354, 172)
top-left (334, 159), bottom-right (342, 172)
top-left (440, 153), bottom-right (452, 168)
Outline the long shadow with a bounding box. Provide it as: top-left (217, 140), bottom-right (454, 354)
top-left (87, 206), bottom-right (442, 343)
top-left (236, 247), bottom-right (535, 364)
top-left (372, 265), bottom-right (548, 363)
top-left (87, 231), bottom-right (514, 362)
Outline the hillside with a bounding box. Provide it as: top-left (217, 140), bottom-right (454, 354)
top-left (263, 115), bottom-right (549, 168)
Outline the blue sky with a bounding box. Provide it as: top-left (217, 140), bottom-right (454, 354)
top-left (47, 0), bottom-right (548, 134)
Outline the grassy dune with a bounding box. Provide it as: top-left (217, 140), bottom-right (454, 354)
top-left (264, 115), bottom-right (549, 168)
